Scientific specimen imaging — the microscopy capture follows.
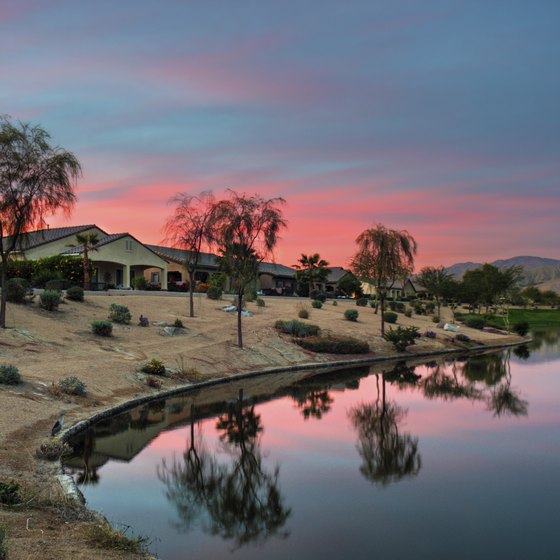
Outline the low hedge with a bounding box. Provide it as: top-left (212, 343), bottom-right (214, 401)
top-left (275, 319), bottom-right (320, 338)
top-left (296, 334), bottom-right (370, 354)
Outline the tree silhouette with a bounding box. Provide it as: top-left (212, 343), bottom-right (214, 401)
top-left (293, 253), bottom-right (330, 297)
top-left (291, 388), bottom-right (334, 420)
top-left (68, 232), bottom-right (99, 289)
top-left (349, 374), bottom-right (421, 486)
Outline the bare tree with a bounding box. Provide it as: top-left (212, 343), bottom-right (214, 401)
top-left (0, 118), bottom-right (80, 327)
top-left (164, 190), bottom-right (216, 317)
top-left (211, 191), bottom-right (286, 348)
top-left (350, 224), bottom-right (417, 335)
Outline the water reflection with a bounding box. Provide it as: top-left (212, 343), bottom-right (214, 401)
top-left (349, 372), bottom-right (421, 486)
top-left (157, 391), bottom-right (291, 549)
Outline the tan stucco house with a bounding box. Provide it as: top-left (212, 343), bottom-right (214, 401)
top-left (13, 225), bottom-right (168, 289)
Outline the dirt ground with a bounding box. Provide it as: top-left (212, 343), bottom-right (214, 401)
top-left (0, 292), bottom-right (523, 559)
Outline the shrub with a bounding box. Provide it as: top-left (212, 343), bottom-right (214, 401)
top-left (36, 439), bottom-right (72, 461)
top-left (388, 301), bottom-right (397, 311)
top-left (396, 302), bottom-right (406, 313)
top-left (383, 326), bottom-right (420, 351)
top-left (404, 308), bottom-right (412, 318)
top-left (384, 311), bottom-right (398, 324)
top-left (40, 289), bottom-right (61, 311)
top-left (298, 307), bottom-right (310, 319)
top-left (141, 358), bottom-right (166, 376)
top-left (5, 278), bottom-right (30, 304)
top-left (274, 319), bottom-right (320, 337)
top-left (58, 376), bottom-right (86, 396)
top-left (425, 302), bottom-right (436, 314)
top-left (0, 364), bottom-right (21, 385)
top-left (108, 303), bottom-right (131, 324)
top-left (332, 300), bottom-right (338, 306)
top-left (138, 314), bottom-right (149, 327)
top-left (369, 299), bottom-right (376, 308)
top-left (310, 289), bottom-right (327, 302)
top-left (344, 308), bottom-right (359, 322)
top-left (455, 333), bottom-right (471, 343)
top-left (296, 334), bottom-right (370, 354)
top-left (31, 269), bottom-right (63, 289)
top-left (0, 481), bottom-right (21, 505)
top-left (311, 300), bottom-right (323, 309)
top-left (413, 303), bottom-right (425, 315)
top-left (465, 317), bottom-right (485, 329)
top-left (66, 285), bottom-right (84, 301)
top-left (134, 276), bottom-right (148, 290)
top-left (424, 330), bottom-right (437, 338)
top-left (173, 318), bottom-right (184, 328)
top-left (206, 285), bottom-right (223, 300)
top-left (91, 320), bottom-right (113, 336)
top-left (256, 298), bottom-right (266, 307)
top-left (513, 321), bottom-right (530, 336)
top-left (356, 298), bottom-right (368, 307)
top-left (0, 526), bottom-right (5, 560)
top-left (432, 315), bottom-right (440, 323)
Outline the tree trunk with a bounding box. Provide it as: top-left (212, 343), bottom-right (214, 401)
top-left (237, 291), bottom-right (244, 348)
top-left (82, 250), bottom-right (90, 290)
top-left (0, 257), bottom-right (7, 328)
top-left (188, 266), bottom-right (195, 317)
top-left (380, 293), bottom-right (386, 336)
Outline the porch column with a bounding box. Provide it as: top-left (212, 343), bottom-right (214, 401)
top-left (162, 265), bottom-right (168, 290)
top-left (123, 264), bottom-right (131, 289)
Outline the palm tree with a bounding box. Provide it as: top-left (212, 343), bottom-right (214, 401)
top-left (350, 224), bottom-right (417, 335)
top-left (293, 253), bottom-right (329, 297)
top-left (70, 232), bottom-right (99, 290)
top-left (0, 118), bottom-right (80, 327)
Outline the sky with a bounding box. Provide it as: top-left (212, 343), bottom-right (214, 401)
top-left (2, 0), bottom-right (559, 270)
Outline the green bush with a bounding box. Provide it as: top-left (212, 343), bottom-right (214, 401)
top-left (108, 303), bottom-right (131, 324)
top-left (274, 319), bottom-right (320, 337)
top-left (425, 302), bottom-right (436, 314)
top-left (45, 278), bottom-right (68, 291)
top-left (356, 298), bottom-right (368, 307)
top-left (66, 286), bottom-right (84, 301)
top-left (91, 320), bottom-right (113, 336)
top-left (5, 278), bottom-right (30, 303)
top-left (141, 358), bottom-right (166, 376)
top-left (134, 276), bottom-right (148, 290)
top-left (432, 315), bottom-right (440, 323)
top-left (396, 302), bottom-right (406, 313)
top-left (0, 364), bottom-right (21, 385)
top-left (310, 289), bottom-right (327, 302)
top-left (413, 303), bottom-right (425, 315)
top-left (465, 317), bottom-right (485, 329)
top-left (344, 309), bottom-right (359, 322)
top-left (296, 334), bottom-right (370, 354)
top-left (31, 269), bottom-right (63, 288)
top-left (40, 289), bottom-right (61, 311)
top-left (298, 307), bottom-right (310, 319)
top-left (513, 321), bottom-right (530, 336)
top-left (173, 318), bottom-right (184, 328)
top-left (256, 298), bottom-right (265, 307)
top-left (404, 308), bottom-right (412, 318)
top-left (206, 285), bottom-right (223, 300)
top-left (383, 326), bottom-right (420, 351)
top-left (332, 300), bottom-right (338, 306)
top-left (0, 481), bottom-right (21, 505)
top-left (388, 301), bottom-right (397, 311)
top-left (58, 376), bottom-right (86, 396)
top-left (384, 311), bottom-right (398, 324)
top-left (311, 300), bottom-right (323, 309)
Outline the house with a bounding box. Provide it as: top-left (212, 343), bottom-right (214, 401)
top-left (323, 267), bottom-right (354, 294)
top-left (361, 278), bottom-right (420, 300)
top-left (147, 245), bottom-right (297, 294)
top-left (11, 225), bottom-right (168, 289)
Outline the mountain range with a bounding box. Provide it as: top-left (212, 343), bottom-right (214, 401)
top-left (445, 256), bottom-right (560, 286)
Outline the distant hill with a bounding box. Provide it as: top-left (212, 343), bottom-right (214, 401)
top-left (446, 256), bottom-right (560, 287)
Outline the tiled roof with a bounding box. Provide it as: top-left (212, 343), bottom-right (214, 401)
top-left (12, 225), bottom-right (104, 251)
top-left (146, 245), bottom-right (219, 268)
top-left (326, 267), bottom-right (351, 283)
top-left (61, 233), bottom-right (128, 255)
top-left (258, 262), bottom-right (296, 278)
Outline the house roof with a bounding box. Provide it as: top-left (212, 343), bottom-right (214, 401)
top-left (258, 262), bottom-right (296, 278)
top-left (11, 225), bottom-right (106, 251)
top-left (146, 245), bottom-right (219, 268)
top-left (326, 267), bottom-right (351, 283)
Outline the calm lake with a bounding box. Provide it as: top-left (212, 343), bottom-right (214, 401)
top-left (63, 330), bottom-right (560, 560)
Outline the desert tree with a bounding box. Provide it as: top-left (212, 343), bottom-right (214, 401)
top-left (293, 253), bottom-right (329, 297)
top-left (0, 117), bottom-right (81, 327)
top-left (164, 190), bottom-right (216, 317)
top-left (350, 224), bottom-right (417, 335)
top-left (211, 191), bottom-right (286, 348)
top-left (68, 232), bottom-right (99, 289)
top-left (416, 265), bottom-right (454, 318)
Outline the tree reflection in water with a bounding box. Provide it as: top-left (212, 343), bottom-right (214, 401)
top-left (292, 389), bottom-right (334, 420)
top-left (349, 372), bottom-right (421, 486)
top-left (157, 392), bottom-right (290, 549)
top-left (422, 360), bottom-right (483, 402)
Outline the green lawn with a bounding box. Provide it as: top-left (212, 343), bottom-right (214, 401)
top-left (460, 308), bottom-right (560, 329)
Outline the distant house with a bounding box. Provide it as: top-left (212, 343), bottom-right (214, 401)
top-left (12, 225), bottom-right (168, 289)
top-left (323, 267), bottom-right (354, 294)
top-left (361, 278), bottom-right (420, 299)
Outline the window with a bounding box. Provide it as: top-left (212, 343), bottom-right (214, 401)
top-left (125, 239), bottom-right (133, 252)
top-left (151, 272), bottom-right (160, 284)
